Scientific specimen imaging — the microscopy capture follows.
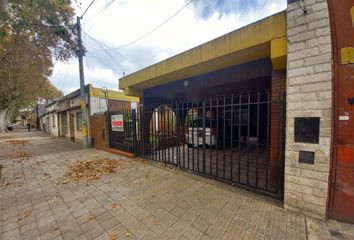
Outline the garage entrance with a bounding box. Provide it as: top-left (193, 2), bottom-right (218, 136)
top-left (108, 87), bottom-right (285, 199)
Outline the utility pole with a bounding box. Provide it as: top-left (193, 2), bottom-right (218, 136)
top-left (76, 16), bottom-right (89, 148)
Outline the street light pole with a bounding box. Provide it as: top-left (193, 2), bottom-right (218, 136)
top-left (76, 16), bottom-right (89, 148)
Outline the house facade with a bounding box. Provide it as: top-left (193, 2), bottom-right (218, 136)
top-left (55, 84), bottom-right (139, 145)
top-left (117, 0), bottom-right (354, 223)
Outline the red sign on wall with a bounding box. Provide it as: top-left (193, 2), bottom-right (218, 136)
top-left (111, 115), bottom-right (124, 132)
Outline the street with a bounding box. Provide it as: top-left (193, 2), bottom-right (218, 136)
top-left (0, 128), bottom-right (353, 240)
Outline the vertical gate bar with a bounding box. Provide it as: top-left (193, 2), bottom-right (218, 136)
top-left (266, 90), bottom-right (271, 190)
top-left (223, 95), bottom-right (226, 178)
top-left (167, 104), bottom-right (171, 164)
top-left (196, 100), bottom-right (200, 172)
top-left (152, 106), bottom-right (154, 160)
top-left (132, 109), bottom-right (137, 156)
top-left (108, 112), bottom-right (111, 148)
top-left (150, 105), bottom-right (154, 160)
top-left (170, 103), bottom-right (174, 165)
top-left (238, 94), bottom-right (242, 183)
top-left (230, 95), bottom-right (234, 181)
top-left (182, 101), bottom-right (185, 168)
top-left (256, 92), bottom-right (260, 187)
top-left (202, 99), bottom-right (206, 173)
top-left (216, 97), bottom-right (219, 177)
top-left (281, 92), bottom-right (286, 197)
top-left (192, 100), bottom-right (195, 171)
top-left (129, 109), bottom-right (132, 153)
top-left (276, 93), bottom-right (282, 194)
top-left (163, 105), bottom-right (166, 165)
top-left (247, 92), bottom-right (251, 186)
top-left (158, 106), bottom-right (161, 162)
top-left (187, 101), bottom-right (190, 170)
top-left (209, 97), bottom-right (213, 175)
top-left (176, 101), bottom-right (180, 167)
top-left (152, 105), bottom-right (156, 161)
top-left (123, 110), bottom-right (126, 152)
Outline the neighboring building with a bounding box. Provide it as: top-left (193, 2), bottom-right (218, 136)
top-left (42, 100), bottom-right (59, 136)
top-left (56, 84), bottom-right (138, 145)
top-left (116, 1), bottom-right (354, 223)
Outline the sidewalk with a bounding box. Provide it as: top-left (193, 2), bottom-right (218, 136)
top-left (0, 128), bottom-right (353, 239)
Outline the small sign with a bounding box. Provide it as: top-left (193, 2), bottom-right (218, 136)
top-left (339, 116), bottom-right (350, 121)
top-left (299, 151), bottom-right (315, 164)
top-left (111, 114), bottom-right (124, 132)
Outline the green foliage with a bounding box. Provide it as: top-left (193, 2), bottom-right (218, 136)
top-left (0, 0), bottom-right (75, 115)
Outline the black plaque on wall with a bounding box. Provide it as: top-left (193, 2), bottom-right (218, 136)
top-left (294, 117), bottom-right (320, 143)
top-left (299, 151), bottom-right (315, 164)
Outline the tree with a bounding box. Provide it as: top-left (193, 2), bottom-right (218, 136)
top-left (0, 0), bottom-right (76, 131)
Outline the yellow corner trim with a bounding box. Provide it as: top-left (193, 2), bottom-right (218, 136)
top-left (271, 36), bottom-right (287, 70)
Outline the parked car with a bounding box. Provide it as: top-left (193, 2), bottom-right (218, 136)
top-left (6, 123), bottom-right (14, 131)
top-left (186, 118), bottom-right (224, 148)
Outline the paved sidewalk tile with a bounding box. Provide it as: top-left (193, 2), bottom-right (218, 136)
top-left (1, 130), bottom-right (353, 239)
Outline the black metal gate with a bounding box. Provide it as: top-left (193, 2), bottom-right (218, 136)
top-left (108, 90), bottom-right (286, 199)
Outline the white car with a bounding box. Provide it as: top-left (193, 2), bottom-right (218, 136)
top-left (186, 119), bottom-right (220, 148)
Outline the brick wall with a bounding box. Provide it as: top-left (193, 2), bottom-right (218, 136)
top-left (269, 70), bottom-right (286, 189)
top-left (285, 0), bottom-right (332, 219)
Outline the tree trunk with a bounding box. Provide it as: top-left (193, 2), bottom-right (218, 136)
top-left (0, 108), bottom-right (9, 132)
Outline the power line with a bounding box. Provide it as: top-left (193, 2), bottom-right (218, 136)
top-left (87, 52), bottom-right (123, 76)
top-left (84, 32), bottom-right (142, 70)
top-left (81, 0), bottom-right (97, 18)
top-left (105, 0), bottom-right (195, 51)
top-left (83, 33), bottom-right (126, 73)
top-left (84, 0), bottom-right (118, 33)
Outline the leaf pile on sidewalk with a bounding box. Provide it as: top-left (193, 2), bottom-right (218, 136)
top-left (6, 140), bottom-right (29, 146)
top-left (6, 140), bottom-right (31, 158)
top-left (64, 159), bottom-right (121, 181)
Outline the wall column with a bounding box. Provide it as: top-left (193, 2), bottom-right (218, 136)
top-left (285, 0), bottom-right (332, 219)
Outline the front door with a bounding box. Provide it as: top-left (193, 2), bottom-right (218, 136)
top-left (69, 113), bottom-right (75, 142)
top-left (328, 0), bottom-right (354, 223)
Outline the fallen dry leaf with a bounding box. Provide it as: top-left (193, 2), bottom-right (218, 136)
top-left (15, 151), bottom-right (30, 158)
top-left (48, 227), bottom-right (59, 233)
top-left (88, 214), bottom-right (96, 220)
top-left (64, 159), bottom-right (121, 182)
top-left (17, 210), bottom-right (32, 221)
top-left (110, 234), bottom-right (118, 240)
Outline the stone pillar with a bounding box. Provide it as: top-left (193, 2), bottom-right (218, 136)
top-left (285, 0), bottom-right (332, 219)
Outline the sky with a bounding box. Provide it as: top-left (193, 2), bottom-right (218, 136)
top-left (50, 0), bottom-right (287, 95)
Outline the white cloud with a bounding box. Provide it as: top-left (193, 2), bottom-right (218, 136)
top-left (50, 0), bottom-right (287, 94)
